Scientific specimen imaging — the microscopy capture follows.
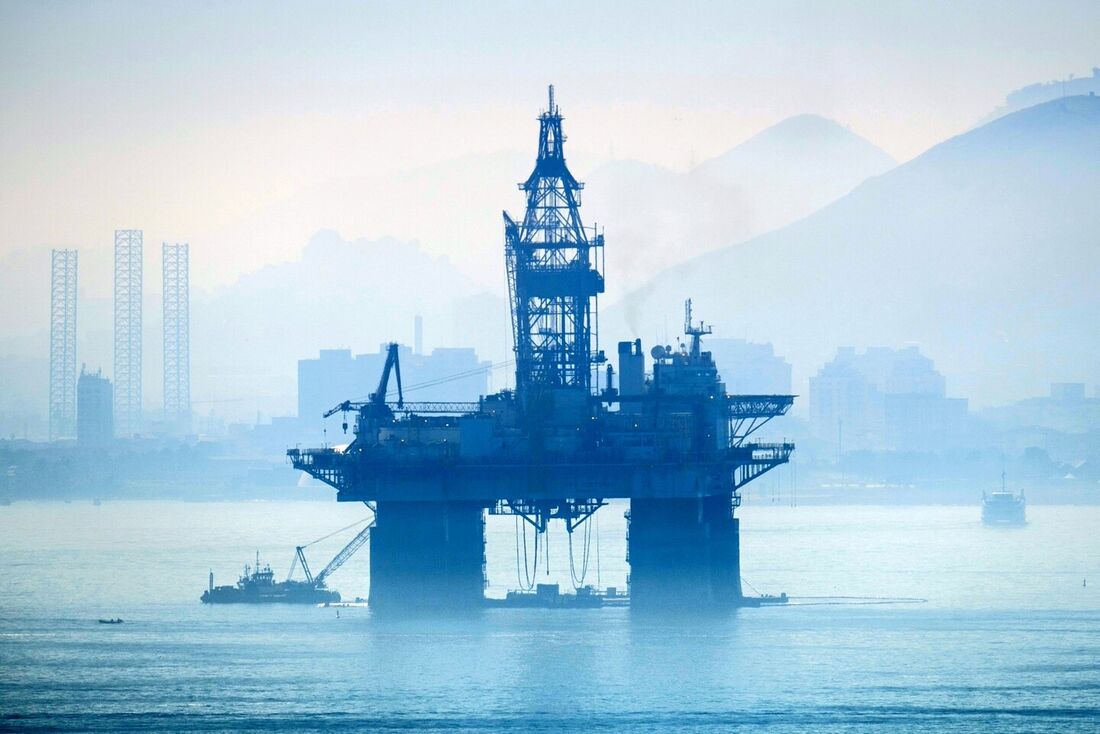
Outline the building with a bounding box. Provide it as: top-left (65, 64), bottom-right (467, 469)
top-left (705, 338), bottom-right (792, 395)
top-left (809, 356), bottom-right (882, 452)
top-left (297, 344), bottom-right (491, 436)
top-left (981, 382), bottom-right (1100, 435)
top-left (77, 368), bottom-right (113, 446)
top-left (1050, 382), bottom-right (1086, 401)
top-left (810, 346), bottom-right (967, 454)
top-left (1005, 67), bottom-right (1100, 111)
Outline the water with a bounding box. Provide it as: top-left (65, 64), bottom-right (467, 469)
top-left (1, 501), bottom-right (1098, 732)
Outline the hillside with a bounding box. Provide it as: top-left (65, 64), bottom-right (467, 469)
top-left (691, 113), bottom-right (896, 219)
top-left (978, 67), bottom-right (1100, 126)
top-left (190, 230), bottom-right (510, 418)
top-left (583, 115), bottom-right (895, 298)
top-left (609, 96), bottom-right (1100, 407)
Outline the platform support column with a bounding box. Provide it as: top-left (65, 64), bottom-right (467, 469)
top-left (369, 501), bottom-right (486, 612)
top-left (627, 495), bottom-right (742, 611)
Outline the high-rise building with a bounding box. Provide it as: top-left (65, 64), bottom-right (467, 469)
top-left (809, 355), bottom-right (881, 452)
top-left (980, 383), bottom-right (1100, 435)
top-left (810, 346), bottom-right (967, 454)
top-left (77, 367), bottom-right (113, 446)
top-left (48, 249), bottom-right (78, 440)
top-left (297, 345), bottom-right (492, 436)
top-left (162, 242), bottom-right (190, 432)
top-left (114, 229), bottom-right (142, 437)
top-left (705, 338), bottom-right (792, 395)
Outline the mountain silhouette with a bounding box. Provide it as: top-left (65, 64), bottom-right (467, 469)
top-left (190, 230), bottom-right (509, 417)
top-left (610, 96), bottom-right (1100, 406)
top-left (584, 114), bottom-right (895, 299)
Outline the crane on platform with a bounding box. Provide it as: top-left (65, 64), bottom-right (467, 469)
top-left (324, 342), bottom-right (403, 433)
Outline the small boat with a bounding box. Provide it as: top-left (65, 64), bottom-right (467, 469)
top-left (983, 472), bottom-right (1026, 526)
top-left (98, 618), bottom-right (124, 624)
top-left (755, 593), bottom-right (790, 606)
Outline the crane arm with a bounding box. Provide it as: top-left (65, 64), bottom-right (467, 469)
top-left (314, 519), bottom-right (375, 588)
top-left (322, 400), bottom-right (352, 419)
top-left (374, 343), bottom-right (401, 406)
top-left (320, 344), bottom-right (401, 418)
top-left (393, 346), bottom-right (403, 408)
top-left (296, 546), bottom-right (314, 585)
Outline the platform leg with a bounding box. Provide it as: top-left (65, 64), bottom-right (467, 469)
top-left (368, 501), bottom-right (486, 612)
top-left (627, 495), bottom-right (742, 611)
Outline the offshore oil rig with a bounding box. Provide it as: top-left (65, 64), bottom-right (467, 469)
top-left (289, 87), bottom-right (794, 612)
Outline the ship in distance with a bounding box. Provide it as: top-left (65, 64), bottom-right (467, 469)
top-left (982, 472), bottom-right (1026, 526)
top-left (201, 517), bottom-right (374, 604)
top-left (201, 559), bottom-right (341, 604)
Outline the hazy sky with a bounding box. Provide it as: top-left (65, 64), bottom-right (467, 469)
top-left (1, 0), bottom-right (1098, 293)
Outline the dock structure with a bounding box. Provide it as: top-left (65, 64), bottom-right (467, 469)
top-left (289, 87), bottom-right (794, 612)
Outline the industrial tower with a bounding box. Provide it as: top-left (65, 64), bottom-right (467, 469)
top-left (290, 88), bottom-right (795, 613)
top-left (162, 242), bottom-right (190, 431)
top-left (113, 230), bottom-right (142, 438)
top-left (504, 85), bottom-right (604, 403)
top-left (48, 249), bottom-right (78, 440)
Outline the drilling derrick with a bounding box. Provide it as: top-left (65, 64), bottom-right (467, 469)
top-left (289, 87), bottom-right (796, 614)
top-left (505, 85), bottom-right (604, 405)
top-left (49, 249), bottom-right (78, 441)
top-left (114, 229), bottom-right (143, 438)
top-left (162, 242), bottom-right (190, 433)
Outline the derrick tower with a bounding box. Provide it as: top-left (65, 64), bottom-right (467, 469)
top-left (162, 242), bottom-right (190, 431)
top-left (504, 85), bottom-right (604, 403)
top-left (114, 229), bottom-right (142, 438)
top-left (49, 249), bottom-right (78, 440)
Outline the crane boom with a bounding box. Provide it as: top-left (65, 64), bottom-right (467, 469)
top-left (321, 342), bottom-right (403, 421)
top-left (379, 342), bottom-right (403, 409)
top-left (295, 546), bottom-right (314, 585)
top-left (314, 519), bottom-right (375, 587)
top-left (323, 400), bottom-right (351, 419)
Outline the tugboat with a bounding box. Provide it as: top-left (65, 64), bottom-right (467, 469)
top-left (201, 554), bottom-right (341, 604)
top-left (201, 518), bottom-right (374, 605)
top-left (982, 472), bottom-right (1026, 526)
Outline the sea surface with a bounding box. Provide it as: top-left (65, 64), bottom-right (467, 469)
top-left (1, 500), bottom-right (1098, 732)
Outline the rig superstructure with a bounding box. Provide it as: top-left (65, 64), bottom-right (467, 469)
top-left (289, 87), bottom-right (794, 612)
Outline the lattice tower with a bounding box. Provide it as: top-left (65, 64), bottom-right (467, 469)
top-left (503, 85), bottom-right (604, 404)
top-left (162, 242), bottom-right (190, 430)
top-left (113, 230), bottom-right (142, 437)
top-left (48, 249), bottom-right (78, 440)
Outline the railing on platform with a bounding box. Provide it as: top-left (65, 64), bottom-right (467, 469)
top-left (287, 447), bottom-right (349, 491)
top-left (392, 401), bottom-right (481, 414)
top-left (732, 442), bottom-right (795, 490)
top-left (727, 395), bottom-right (796, 446)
